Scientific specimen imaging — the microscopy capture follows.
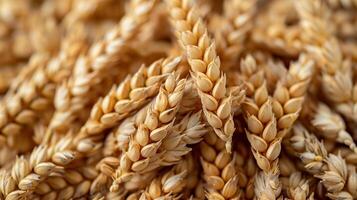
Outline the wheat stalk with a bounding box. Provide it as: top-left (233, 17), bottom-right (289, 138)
top-left (166, 0), bottom-right (243, 152)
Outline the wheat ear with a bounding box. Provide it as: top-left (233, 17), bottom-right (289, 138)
top-left (166, 0), bottom-right (240, 152)
top-left (240, 55), bottom-right (283, 199)
top-left (0, 29), bottom-right (89, 152)
top-left (110, 73), bottom-right (186, 191)
top-left (272, 54), bottom-right (314, 138)
top-left (74, 57), bottom-right (181, 156)
top-left (241, 58), bottom-right (280, 172)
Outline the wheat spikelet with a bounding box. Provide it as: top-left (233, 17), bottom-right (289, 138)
top-left (166, 0), bottom-right (243, 152)
top-left (158, 111), bottom-right (207, 166)
top-left (287, 123), bottom-right (328, 174)
top-left (254, 169), bottom-right (282, 200)
top-left (110, 73), bottom-right (186, 191)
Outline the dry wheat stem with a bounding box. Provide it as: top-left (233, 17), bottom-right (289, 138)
top-left (167, 0), bottom-right (243, 152)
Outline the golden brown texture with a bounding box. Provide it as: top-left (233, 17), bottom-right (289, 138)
top-left (1, 0), bottom-right (357, 199)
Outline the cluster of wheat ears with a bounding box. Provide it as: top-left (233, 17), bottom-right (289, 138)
top-left (0, 0), bottom-right (357, 199)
